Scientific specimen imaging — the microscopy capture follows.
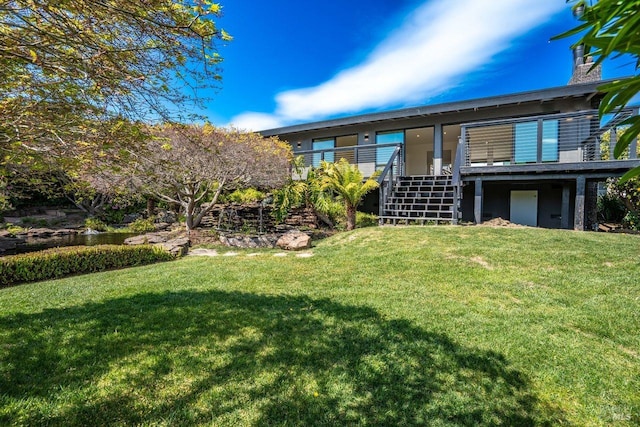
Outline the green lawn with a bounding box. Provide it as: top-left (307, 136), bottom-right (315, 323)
top-left (1, 226), bottom-right (639, 426)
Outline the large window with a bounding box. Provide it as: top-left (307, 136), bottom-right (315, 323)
top-left (514, 119), bottom-right (559, 163)
top-left (542, 120), bottom-right (559, 162)
top-left (376, 130), bottom-right (404, 167)
top-left (312, 138), bottom-right (334, 167)
top-left (514, 122), bottom-right (537, 163)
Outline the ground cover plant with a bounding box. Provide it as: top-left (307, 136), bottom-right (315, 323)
top-left (0, 226), bottom-right (638, 426)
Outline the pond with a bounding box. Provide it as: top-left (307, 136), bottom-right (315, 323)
top-left (5, 232), bottom-right (140, 256)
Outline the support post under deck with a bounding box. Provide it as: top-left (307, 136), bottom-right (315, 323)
top-left (574, 175), bottom-right (586, 231)
top-left (474, 178), bottom-right (483, 224)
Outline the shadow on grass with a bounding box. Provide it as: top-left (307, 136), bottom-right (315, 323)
top-left (0, 290), bottom-right (563, 425)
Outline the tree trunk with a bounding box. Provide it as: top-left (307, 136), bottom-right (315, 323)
top-left (346, 205), bottom-right (356, 231)
top-left (146, 198), bottom-right (156, 218)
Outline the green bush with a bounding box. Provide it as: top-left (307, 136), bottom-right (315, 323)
top-left (85, 217), bottom-right (108, 232)
top-left (5, 224), bottom-right (27, 236)
top-left (225, 188), bottom-right (266, 204)
top-left (128, 217), bottom-right (156, 233)
top-left (623, 211), bottom-right (640, 230)
top-left (20, 216), bottom-right (48, 227)
top-left (356, 212), bottom-right (379, 228)
top-left (0, 245), bottom-right (174, 287)
top-left (597, 193), bottom-right (626, 222)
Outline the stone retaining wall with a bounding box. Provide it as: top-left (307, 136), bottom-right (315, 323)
top-left (201, 204), bottom-right (317, 233)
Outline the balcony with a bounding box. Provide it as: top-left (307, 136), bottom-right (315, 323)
top-left (460, 109), bottom-right (639, 175)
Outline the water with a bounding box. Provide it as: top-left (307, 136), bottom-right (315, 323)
top-left (6, 232), bottom-right (140, 255)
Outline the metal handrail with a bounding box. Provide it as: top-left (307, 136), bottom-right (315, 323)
top-left (461, 109), bottom-right (600, 129)
top-left (377, 145), bottom-right (403, 219)
top-left (451, 138), bottom-right (464, 188)
top-left (377, 145), bottom-right (402, 185)
top-left (450, 139), bottom-right (465, 225)
top-left (461, 108), bottom-right (639, 166)
top-left (294, 141), bottom-right (403, 156)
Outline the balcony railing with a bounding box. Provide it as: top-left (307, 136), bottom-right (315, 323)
top-left (293, 142), bottom-right (404, 179)
top-left (461, 109), bottom-right (638, 168)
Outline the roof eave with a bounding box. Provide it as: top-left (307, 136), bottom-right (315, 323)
top-left (259, 80), bottom-right (617, 137)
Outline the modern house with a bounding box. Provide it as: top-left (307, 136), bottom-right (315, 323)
top-left (260, 70), bottom-right (639, 231)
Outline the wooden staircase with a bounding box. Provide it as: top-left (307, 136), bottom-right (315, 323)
top-left (379, 175), bottom-right (460, 225)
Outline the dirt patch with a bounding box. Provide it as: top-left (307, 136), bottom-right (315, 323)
top-left (479, 217), bottom-right (525, 228)
top-left (470, 256), bottom-right (493, 270)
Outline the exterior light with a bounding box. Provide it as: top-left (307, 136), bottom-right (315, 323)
top-left (364, 134), bottom-right (369, 141)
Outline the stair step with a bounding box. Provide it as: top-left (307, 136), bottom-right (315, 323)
top-left (382, 175), bottom-right (460, 225)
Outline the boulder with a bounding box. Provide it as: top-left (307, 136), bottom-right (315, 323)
top-left (155, 210), bottom-right (177, 224)
top-left (157, 237), bottom-right (190, 257)
top-left (276, 230), bottom-right (311, 251)
top-left (154, 222), bottom-right (170, 231)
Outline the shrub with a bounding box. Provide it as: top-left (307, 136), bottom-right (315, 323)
top-left (85, 217), bottom-right (108, 232)
top-left (128, 217), bottom-right (156, 233)
top-left (20, 217), bottom-right (48, 227)
top-left (356, 212), bottom-right (379, 228)
top-left (225, 188), bottom-right (266, 204)
top-left (623, 211), bottom-right (640, 230)
top-left (0, 245), bottom-right (174, 287)
top-left (5, 224), bottom-right (27, 236)
top-left (597, 193), bottom-right (626, 222)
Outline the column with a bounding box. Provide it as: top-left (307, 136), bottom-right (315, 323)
top-left (433, 123), bottom-right (443, 175)
top-left (561, 183), bottom-right (571, 229)
top-left (474, 178), bottom-right (483, 224)
top-left (574, 175), bottom-right (585, 231)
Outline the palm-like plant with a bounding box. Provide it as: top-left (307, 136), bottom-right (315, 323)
top-left (320, 158), bottom-right (380, 230)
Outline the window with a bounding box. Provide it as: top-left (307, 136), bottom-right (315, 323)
top-left (514, 122), bottom-right (537, 163)
top-left (312, 138), bottom-right (334, 167)
top-left (376, 131), bottom-right (404, 167)
top-left (542, 120), bottom-right (559, 162)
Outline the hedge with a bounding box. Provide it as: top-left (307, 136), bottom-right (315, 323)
top-left (0, 245), bottom-right (175, 287)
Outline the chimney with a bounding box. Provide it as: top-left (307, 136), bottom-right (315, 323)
top-left (569, 4), bottom-right (601, 84)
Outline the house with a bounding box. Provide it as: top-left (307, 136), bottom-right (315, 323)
top-left (259, 77), bottom-right (639, 231)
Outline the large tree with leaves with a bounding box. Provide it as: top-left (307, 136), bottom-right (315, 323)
top-left (129, 124), bottom-right (291, 232)
top-left (0, 0), bottom-right (230, 208)
top-left (555, 0), bottom-right (640, 181)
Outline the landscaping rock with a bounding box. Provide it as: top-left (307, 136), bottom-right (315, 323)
top-left (122, 213), bottom-right (141, 224)
top-left (0, 238), bottom-right (22, 251)
top-left (154, 222), bottom-right (171, 231)
top-left (51, 229), bottom-right (79, 237)
top-left (26, 228), bottom-right (56, 238)
top-left (276, 230), bottom-right (311, 251)
top-left (124, 233), bottom-right (170, 245)
top-left (219, 234), bottom-right (278, 248)
top-left (155, 210), bottom-right (177, 224)
top-left (157, 237), bottom-right (190, 257)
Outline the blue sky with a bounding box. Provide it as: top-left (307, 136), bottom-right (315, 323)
top-left (201, 0), bottom-right (635, 131)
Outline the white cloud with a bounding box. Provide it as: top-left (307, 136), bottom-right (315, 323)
top-left (229, 0), bottom-right (566, 131)
top-left (230, 112), bottom-right (284, 132)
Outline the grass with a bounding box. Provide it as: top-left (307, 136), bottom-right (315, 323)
top-left (0, 226), bottom-right (639, 426)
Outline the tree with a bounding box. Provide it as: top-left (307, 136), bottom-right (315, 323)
top-left (0, 0), bottom-right (230, 207)
top-left (320, 159), bottom-right (380, 231)
top-left (129, 124), bottom-right (291, 232)
top-left (599, 127), bottom-right (640, 229)
top-left (555, 0), bottom-right (640, 181)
